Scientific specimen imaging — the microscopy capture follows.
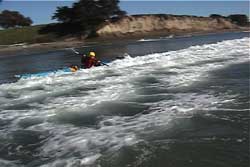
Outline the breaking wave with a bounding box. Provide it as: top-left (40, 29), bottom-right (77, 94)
top-left (0, 37), bottom-right (249, 166)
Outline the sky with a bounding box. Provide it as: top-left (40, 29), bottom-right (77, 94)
top-left (0, 1), bottom-right (249, 25)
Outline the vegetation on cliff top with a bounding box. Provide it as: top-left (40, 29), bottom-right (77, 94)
top-left (40, 0), bottom-right (126, 38)
top-left (0, 10), bottom-right (33, 29)
top-left (210, 14), bottom-right (249, 26)
top-left (0, 25), bottom-right (57, 45)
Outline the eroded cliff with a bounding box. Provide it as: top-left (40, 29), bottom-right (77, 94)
top-left (97, 14), bottom-right (238, 38)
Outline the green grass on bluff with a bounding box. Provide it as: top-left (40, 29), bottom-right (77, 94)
top-left (0, 25), bottom-right (58, 45)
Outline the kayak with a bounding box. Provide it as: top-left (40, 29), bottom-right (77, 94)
top-left (14, 49), bottom-right (126, 79)
top-left (15, 66), bottom-right (79, 79)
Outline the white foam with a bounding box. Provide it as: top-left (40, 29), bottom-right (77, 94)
top-left (138, 38), bottom-right (162, 42)
top-left (0, 159), bottom-right (19, 167)
top-left (80, 154), bottom-right (102, 165)
top-left (138, 35), bottom-right (174, 42)
top-left (0, 37), bottom-right (249, 166)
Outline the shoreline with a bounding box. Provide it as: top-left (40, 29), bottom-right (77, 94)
top-left (0, 28), bottom-right (249, 57)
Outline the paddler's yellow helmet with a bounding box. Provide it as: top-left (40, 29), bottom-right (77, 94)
top-left (89, 51), bottom-right (96, 57)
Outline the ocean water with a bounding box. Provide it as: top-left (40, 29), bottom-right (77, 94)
top-left (0, 32), bottom-right (249, 167)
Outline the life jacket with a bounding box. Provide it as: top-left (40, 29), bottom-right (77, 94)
top-left (83, 56), bottom-right (99, 68)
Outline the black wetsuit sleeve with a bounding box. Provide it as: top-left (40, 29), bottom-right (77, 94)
top-left (81, 55), bottom-right (87, 64)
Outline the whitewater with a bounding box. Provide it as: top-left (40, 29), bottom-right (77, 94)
top-left (0, 37), bottom-right (249, 167)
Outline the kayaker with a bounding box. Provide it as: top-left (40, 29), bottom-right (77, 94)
top-left (81, 51), bottom-right (101, 68)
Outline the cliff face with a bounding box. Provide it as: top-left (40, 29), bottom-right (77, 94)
top-left (97, 14), bottom-right (238, 37)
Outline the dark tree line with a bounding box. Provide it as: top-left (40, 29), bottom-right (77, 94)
top-left (0, 10), bottom-right (33, 29)
top-left (40, 0), bottom-right (126, 37)
top-left (228, 14), bottom-right (249, 26)
top-left (210, 14), bottom-right (249, 26)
